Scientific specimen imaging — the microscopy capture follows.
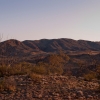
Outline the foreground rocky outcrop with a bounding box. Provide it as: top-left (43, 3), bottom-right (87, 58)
top-left (0, 75), bottom-right (100, 100)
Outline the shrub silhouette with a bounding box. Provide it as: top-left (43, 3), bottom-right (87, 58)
top-left (28, 73), bottom-right (42, 83)
top-left (84, 71), bottom-right (97, 81)
top-left (0, 53), bottom-right (70, 77)
top-left (0, 62), bottom-right (33, 77)
top-left (0, 77), bottom-right (16, 92)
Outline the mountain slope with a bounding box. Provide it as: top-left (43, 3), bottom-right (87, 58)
top-left (23, 38), bottom-right (100, 52)
top-left (0, 38), bottom-right (100, 56)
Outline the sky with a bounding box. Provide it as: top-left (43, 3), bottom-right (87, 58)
top-left (0, 0), bottom-right (100, 41)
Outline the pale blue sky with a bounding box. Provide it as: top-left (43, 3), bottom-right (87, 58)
top-left (0, 0), bottom-right (100, 41)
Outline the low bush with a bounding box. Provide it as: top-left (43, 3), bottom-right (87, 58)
top-left (84, 71), bottom-right (97, 81)
top-left (0, 77), bottom-right (16, 92)
top-left (31, 62), bottom-right (64, 75)
top-left (31, 65), bottom-right (47, 75)
top-left (0, 62), bottom-right (33, 77)
top-left (28, 73), bottom-right (42, 83)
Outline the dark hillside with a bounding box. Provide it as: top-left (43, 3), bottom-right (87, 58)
top-left (0, 38), bottom-right (100, 56)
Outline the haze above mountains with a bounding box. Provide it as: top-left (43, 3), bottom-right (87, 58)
top-left (0, 38), bottom-right (100, 56)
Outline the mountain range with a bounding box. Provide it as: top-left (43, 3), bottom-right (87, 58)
top-left (0, 38), bottom-right (100, 56)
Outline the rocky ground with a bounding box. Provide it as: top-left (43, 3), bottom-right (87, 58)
top-left (0, 75), bottom-right (100, 100)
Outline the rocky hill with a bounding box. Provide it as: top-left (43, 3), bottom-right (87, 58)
top-left (21, 38), bottom-right (100, 52)
top-left (0, 38), bottom-right (100, 56)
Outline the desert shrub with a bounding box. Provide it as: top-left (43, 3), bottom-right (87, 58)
top-left (44, 54), bottom-right (68, 74)
top-left (0, 65), bottom-right (13, 77)
top-left (46, 54), bottom-right (67, 67)
top-left (0, 65), bottom-right (8, 77)
top-left (47, 65), bottom-right (63, 75)
top-left (32, 61), bottom-right (64, 75)
top-left (0, 62), bottom-right (33, 77)
top-left (59, 52), bottom-right (70, 61)
top-left (28, 73), bottom-right (42, 83)
top-left (31, 65), bottom-right (47, 75)
top-left (96, 66), bottom-right (100, 79)
top-left (0, 65), bottom-right (25, 77)
top-left (84, 71), bottom-right (97, 81)
top-left (0, 77), bottom-right (16, 92)
top-left (12, 62), bottom-right (32, 75)
top-left (0, 55), bottom-right (65, 77)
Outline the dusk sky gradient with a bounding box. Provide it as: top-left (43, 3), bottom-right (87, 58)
top-left (0, 0), bottom-right (100, 41)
